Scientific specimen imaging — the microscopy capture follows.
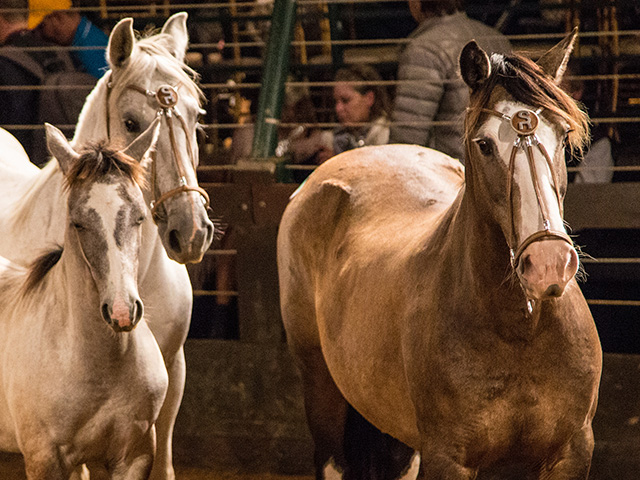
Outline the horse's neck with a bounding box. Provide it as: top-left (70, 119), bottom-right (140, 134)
top-left (137, 213), bottom-right (173, 281)
top-left (72, 75), bottom-right (110, 147)
top-left (436, 190), bottom-right (529, 319)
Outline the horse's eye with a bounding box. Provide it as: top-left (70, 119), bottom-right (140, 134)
top-left (135, 215), bottom-right (145, 225)
top-left (124, 118), bottom-right (140, 133)
top-left (474, 138), bottom-right (494, 156)
top-left (73, 223), bottom-right (85, 232)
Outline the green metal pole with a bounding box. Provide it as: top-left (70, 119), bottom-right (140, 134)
top-left (327, 3), bottom-right (344, 69)
top-left (250, 0), bottom-right (297, 160)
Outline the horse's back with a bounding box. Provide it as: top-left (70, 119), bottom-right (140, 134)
top-left (0, 128), bottom-right (43, 219)
top-left (0, 128), bottom-right (39, 178)
top-left (280, 144), bottom-right (463, 263)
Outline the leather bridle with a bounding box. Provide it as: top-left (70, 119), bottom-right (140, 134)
top-left (105, 74), bottom-right (210, 224)
top-left (480, 107), bottom-right (573, 269)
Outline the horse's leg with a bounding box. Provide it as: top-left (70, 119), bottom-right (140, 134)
top-left (416, 446), bottom-right (477, 480)
top-left (294, 346), bottom-right (349, 480)
top-left (343, 406), bottom-right (416, 480)
top-left (539, 422), bottom-right (595, 480)
top-left (22, 449), bottom-right (73, 480)
top-left (69, 465), bottom-right (91, 480)
top-left (110, 427), bottom-right (156, 480)
top-left (141, 260), bottom-right (192, 480)
top-left (149, 347), bottom-right (186, 480)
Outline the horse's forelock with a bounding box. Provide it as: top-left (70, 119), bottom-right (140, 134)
top-left (64, 145), bottom-right (147, 191)
top-left (465, 52), bottom-right (590, 157)
top-left (111, 33), bottom-right (203, 106)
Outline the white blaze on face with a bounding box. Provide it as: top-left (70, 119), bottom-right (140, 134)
top-left (478, 100), bottom-right (567, 244)
top-left (84, 181), bottom-right (139, 324)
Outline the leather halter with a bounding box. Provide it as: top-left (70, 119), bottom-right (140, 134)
top-left (480, 107), bottom-right (573, 269)
top-left (105, 74), bottom-right (210, 224)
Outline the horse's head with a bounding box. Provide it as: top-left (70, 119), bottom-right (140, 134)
top-left (46, 120), bottom-right (159, 332)
top-left (460, 30), bottom-right (589, 301)
top-left (76, 13), bottom-right (214, 264)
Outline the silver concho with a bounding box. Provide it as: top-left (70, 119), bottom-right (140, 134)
top-left (156, 85), bottom-right (179, 108)
top-left (510, 109), bottom-right (539, 135)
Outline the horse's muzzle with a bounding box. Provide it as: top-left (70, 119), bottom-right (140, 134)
top-left (516, 238), bottom-right (579, 301)
top-left (101, 297), bottom-right (144, 332)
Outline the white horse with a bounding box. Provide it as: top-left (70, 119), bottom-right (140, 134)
top-left (0, 122), bottom-right (168, 479)
top-left (0, 13), bottom-right (212, 480)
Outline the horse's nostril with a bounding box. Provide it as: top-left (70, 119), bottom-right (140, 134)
top-left (133, 299), bottom-right (144, 325)
top-left (168, 229), bottom-right (182, 254)
top-left (205, 223), bottom-right (214, 244)
top-left (101, 304), bottom-right (112, 324)
top-left (544, 284), bottom-right (562, 297)
top-left (517, 254), bottom-right (533, 275)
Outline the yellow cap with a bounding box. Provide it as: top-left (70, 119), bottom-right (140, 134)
top-left (28, 0), bottom-right (72, 28)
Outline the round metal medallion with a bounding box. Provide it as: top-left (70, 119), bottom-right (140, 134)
top-left (156, 85), bottom-right (179, 108)
top-left (510, 109), bottom-right (539, 135)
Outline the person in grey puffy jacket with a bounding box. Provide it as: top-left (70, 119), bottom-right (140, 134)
top-left (389, 0), bottom-right (511, 162)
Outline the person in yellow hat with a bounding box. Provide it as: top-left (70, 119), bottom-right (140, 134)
top-left (30, 0), bottom-right (108, 78)
top-left (0, 0), bottom-right (106, 163)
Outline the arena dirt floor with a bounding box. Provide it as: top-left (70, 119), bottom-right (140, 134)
top-left (0, 452), bottom-right (313, 480)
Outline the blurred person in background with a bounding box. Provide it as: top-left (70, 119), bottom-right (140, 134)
top-left (31, 0), bottom-right (108, 79)
top-left (561, 58), bottom-right (614, 183)
top-left (390, 0), bottom-right (511, 161)
top-left (328, 63), bottom-right (391, 158)
top-left (0, 0), bottom-right (106, 162)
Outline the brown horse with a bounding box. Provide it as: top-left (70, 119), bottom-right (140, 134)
top-left (277, 30), bottom-right (602, 480)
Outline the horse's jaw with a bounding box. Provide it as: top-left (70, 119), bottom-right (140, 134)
top-left (516, 239), bottom-right (579, 301)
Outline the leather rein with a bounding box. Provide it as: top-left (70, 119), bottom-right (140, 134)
top-left (480, 107), bottom-right (573, 269)
top-left (104, 74), bottom-right (210, 224)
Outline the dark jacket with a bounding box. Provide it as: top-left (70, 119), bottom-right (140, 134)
top-left (0, 29), bottom-right (81, 163)
top-left (0, 30), bottom-right (42, 158)
top-left (390, 12), bottom-right (511, 161)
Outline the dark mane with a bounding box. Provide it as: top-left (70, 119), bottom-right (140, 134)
top-left (23, 247), bottom-right (63, 294)
top-left (465, 51), bottom-right (590, 157)
top-left (64, 143), bottom-right (147, 190)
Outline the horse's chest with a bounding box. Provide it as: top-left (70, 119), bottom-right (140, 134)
top-left (449, 359), bottom-right (597, 463)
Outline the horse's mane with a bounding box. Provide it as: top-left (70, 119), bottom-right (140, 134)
top-left (110, 31), bottom-right (204, 107)
top-left (63, 143), bottom-right (147, 191)
top-left (23, 247), bottom-right (63, 294)
top-left (465, 52), bottom-right (590, 157)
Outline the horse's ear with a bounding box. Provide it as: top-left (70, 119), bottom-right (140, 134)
top-left (45, 123), bottom-right (81, 175)
top-left (536, 27), bottom-right (578, 84)
top-left (121, 117), bottom-right (161, 165)
top-left (160, 12), bottom-right (189, 63)
top-left (108, 17), bottom-right (135, 69)
top-left (460, 41), bottom-right (491, 91)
